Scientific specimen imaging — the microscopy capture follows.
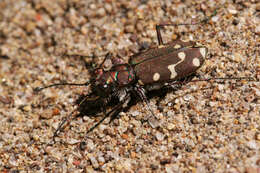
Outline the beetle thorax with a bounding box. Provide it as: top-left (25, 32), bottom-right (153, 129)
top-left (94, 64), bottom-right (135, 91)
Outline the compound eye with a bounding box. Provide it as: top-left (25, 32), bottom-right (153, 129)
top-left (95, 68), bottom-right (103, 76)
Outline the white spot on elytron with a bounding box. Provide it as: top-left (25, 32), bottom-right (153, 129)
top-left (180, 39), bottom-right (190, 42)
top-left (158, 45), bottom-right (166, 49)
top-left (192, 58), bottom-right (200, 67)
top-left (138, 80), bottom-right (144, 85)
top-left (178, 52), bottom-right (186, 59)
top-left (153, 73), bottom-right (160, 81)
top-left (174, 44), bottom-right (181, 49)
top-left (200, 48), bottom-right (207, 58)
top-left (168, 52), bottom-right (186, 79)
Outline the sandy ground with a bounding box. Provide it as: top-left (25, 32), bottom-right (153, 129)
top-left (0, 0), bottom-right (260, 172)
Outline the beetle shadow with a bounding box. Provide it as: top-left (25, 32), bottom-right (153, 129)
top-left (74, 92), bottom-right (136, 119)
top-left (74, 74), bottom-right (198, 122)
top-left (75, 94), bottom-right (118, 118)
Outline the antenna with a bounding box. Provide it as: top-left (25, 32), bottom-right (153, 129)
top-left (34, 81), bottom-right (91, 92)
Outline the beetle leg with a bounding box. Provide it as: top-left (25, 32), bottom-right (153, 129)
top-left (156, 21), bottom-right (204, 46)
top-left (109, 91), bottom-right (131, 123)
top-left (111, 56), bottom-right (125, 65)
top-left (52, 94), bottom-right (91, 143)
top-left (155, 24), bottom-right (165, 46)
top-left (134, 86), bottom-right (161, 128)
top-left (98, 52), bottom-right (113, 68)
top-left (134, 86), bottom-right (156, 118)
top-left (164, 75), bottom-right (196, 89)
top-left (156, 8), bottom-right (218, 46)
top-left (98, 52), bottom-right (125, 69)
top-left (84, 93), bottom-right (131, 138)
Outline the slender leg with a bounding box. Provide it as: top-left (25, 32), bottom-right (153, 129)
top-left (109, 93), bottom-right (131, 123)
top-left (84, 93), bottom-right (131, 139)
top-left (134, 86), bottom-right (156, 118)
top-left (156, 8), bottom-right (219, 45)
top-left (98, 52), bottom-right (125, 69)
top-left (52, 94), bottom-right (91, 143)
top-left (156, 24), bottom-right (164, 46)
top-left (134, 86), bottom-right (162, 128)
top-left (98, 52), bottom-right (113, 68)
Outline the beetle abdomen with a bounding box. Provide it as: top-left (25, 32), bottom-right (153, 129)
top-left (134, 46), bottom-right (207, 85)
top-left (130, 40), bottom-right (196, 66)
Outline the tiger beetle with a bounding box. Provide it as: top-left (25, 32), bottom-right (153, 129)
top-left (35, 11), bottom-right (254, 143)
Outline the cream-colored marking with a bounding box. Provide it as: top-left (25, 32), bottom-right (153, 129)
top-left (174, 44), bottom-right (181, 49)
top-left (196, 43), bottom-right (203, 47)
top-left (178, 52), bottom-right (186, 59)
top-left (138, 80), bottom-right (144, 85)
top-left (180, 39), bottom-right (190, 42)
top-left (200, 48), bottom-right (207, 58)
top-left (192, 58), bottom-right (200, 67)
top-left (158, 45), bottom-right (166, 49)
top-left (153, 73), bottom-right (160, 81)
top-left (168, 52), bottom-right (186, 79)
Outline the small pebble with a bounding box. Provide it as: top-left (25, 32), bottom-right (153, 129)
top-left (89, 156), bottom-right (99, 169)
top-left (125, 25), bottom-right (135, 33)
top-left (255, 25), bottom-right (260, 35)
top-left (67, 138), bottom-right (80, 145)
top-left (148, 117), bottom-right (160, 129)
top-left (52, 108), bottom-right (60, 116)
top-left (121, 133), bottom-right (128, 140)
top-left (0, 96), bottom-right (12, 104)
top-left (96, 8), bottom-right (106, 17)
top-left (98, 156), bottom-right (105, 163)
top-left (40, 109), bottom-right (53, 119)
top-left (211, 16), bottom-right (219, 22)
top-left (228, 7), bottom-right (238, 14)
top-left (256, 3), bottom-right (260, 11)
top-left (247, 140), bottom-right (257, 150)
top-left (156, 131), bottom-right (165, 141)
top-left (167, 123), bottom-right (175, 130)
top-left (255, 133), bottom-right (260, 141)
top-left (104, 3), bottom-right (112, 13)
top-left (131, 111), bottom-right (139, 117)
